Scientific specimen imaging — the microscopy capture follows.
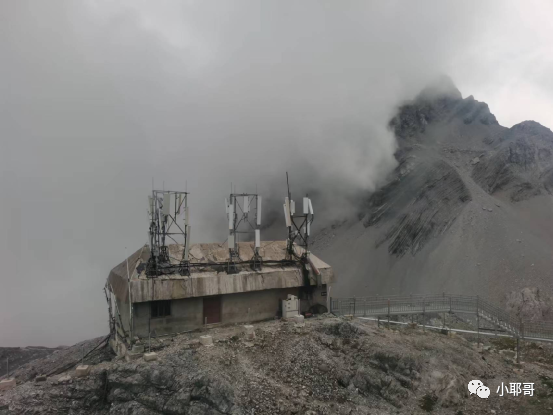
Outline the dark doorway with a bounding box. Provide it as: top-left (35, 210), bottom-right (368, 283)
top-left (203, 296), bottom-right (222, 324)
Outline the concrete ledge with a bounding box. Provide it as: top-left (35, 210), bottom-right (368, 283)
top-left (0, 378), bottom-right (16, 391)
top-left (200, 335), bottom-right (214, 347)
top-left (144, 352), bottom-right (158, 362)
top-left (75, 365), bottom-right (91, 378)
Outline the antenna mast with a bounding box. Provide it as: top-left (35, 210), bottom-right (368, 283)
top-left (146, 188), bottom-right (191, 277)
top-left (283, 172), bottom-right (314, 261)
top-left (226, 190), bottom-right (263, 273)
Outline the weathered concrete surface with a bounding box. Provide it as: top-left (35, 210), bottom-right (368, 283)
top-left (75, 365), bottom-right (90, 378)
top-left (130, 286), bottom-right (328, 339)
top-left (133, 297), bottom-right (203, 338)
top-left (222, 288), bottom-right (298, 324)
top-left (131, 266), bottom-right (332, 303)
top-left (109, 241), bottom-right (334, 303)
top-left (0, 379), bottom-right (15, 391)
top-left (143, 352), bottom-right (158, 362)
top-left (200, 336), bottom-right (213, 347)
top-left (243, 325), bottom-right (255, 339)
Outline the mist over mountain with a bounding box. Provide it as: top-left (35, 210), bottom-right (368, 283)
top-left (3, 1), bottom-right (553, 348)
top-left (314, 78), bottom-right (553, 305)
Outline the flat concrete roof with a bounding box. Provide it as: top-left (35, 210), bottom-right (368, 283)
top-left (107, 241), bottom-right (334, 303)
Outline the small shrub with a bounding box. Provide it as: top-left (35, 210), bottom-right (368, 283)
top-left (419, 394), bottom-right (438, 412)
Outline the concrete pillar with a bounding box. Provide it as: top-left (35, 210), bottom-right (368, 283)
top-left (143, 352), bottom-right (158, 362)
top-left (200, 335), bottom-right (214, 347)
top-left (0, 378), bottom-right (16, 391)
top-left (293, 315), bottom-right (305, 325)
top-left (75, 365), bottom-right (91, 378)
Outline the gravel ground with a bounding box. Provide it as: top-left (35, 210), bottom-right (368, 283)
top-left (2, 315), bottom-right (553, 414)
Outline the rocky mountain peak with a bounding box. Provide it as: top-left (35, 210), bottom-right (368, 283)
top-left (389, 77), bottom-right (498, 140)
top-left (507, 120), bottom-right (553, 141)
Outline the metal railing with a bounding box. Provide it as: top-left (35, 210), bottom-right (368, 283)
top-left (330, 293), bottom-right (553, 343)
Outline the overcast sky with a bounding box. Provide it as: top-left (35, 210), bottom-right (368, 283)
top-left (2, 0), bottom-right (553, 347)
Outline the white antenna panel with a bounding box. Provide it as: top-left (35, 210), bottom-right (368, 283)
top-left (243, 196), bottom-right (249, 213)
top-left (283, 204), bottom-right (291, 227)
top-left (307, 222), bottom-right (311, 236)
top-left (225, 198), bottom-right (228, 213)
top-left (303, 197), bottom-right (309, 214)
top-left (256, 196), bottom-right (262, 226)
top-left (255, 229), bottom-right (260, 248)
top-left (228, 233), bottom-right (235, 249)
top-left (184, 226), bottom-right (191, 260)
top-left (148, 196), bottom-right (154, 215)
top-left (162, 193), bottom-right (171, 216)
top-left (184, 207), bottom-right (189, 226)
top-left (228, 204), bottom-right (234, 230)
top-left (308, 198), bottom-right (314, 215)
top-left (290, 200), bottom-right (295, 216)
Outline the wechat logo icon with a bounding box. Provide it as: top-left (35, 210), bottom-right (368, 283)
top-left (468, 380), bottom-right (490, 399)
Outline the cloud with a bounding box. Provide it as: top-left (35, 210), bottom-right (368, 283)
top-left (1, 0), bottom-right (552, 346)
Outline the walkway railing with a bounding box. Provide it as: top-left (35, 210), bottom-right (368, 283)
top-left (330, 293), bottom-right (553, 343)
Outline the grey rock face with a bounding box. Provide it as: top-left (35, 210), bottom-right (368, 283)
top-left (473, 121), bottom-right (553, 200)
top-left (361, 159), bottom-right (471, 256)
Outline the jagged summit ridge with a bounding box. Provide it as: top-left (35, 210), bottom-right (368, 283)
top-left (389, 78), bottom-right (498, 140)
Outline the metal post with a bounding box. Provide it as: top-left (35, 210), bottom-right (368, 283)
top-left (125, 248), bottom-right (133, 346)
top-left (387, 299), bottom-right (390, 329)
top-left (353, 298), bottom-right (356, 317)
top-left (149, 331), bottom-right (151, 353)
top-left (377, 316), bottom-right (380, 328)
top-left (449, 296), bottom-right (452, 313)
top-left (517, 317), bottom-right (525, 363)
top-left (410, 293), bottom-right (413, 323)
top-left (516, 337), bottom-right (520, 364)
top-left (6, 358), bottom-right (8, 378)
top-left (476, 296), bottom-right (480, 348)
top-left (422, 297), bottom-right (426, 332)
top-left (81, 344), bottom-right (84, 365)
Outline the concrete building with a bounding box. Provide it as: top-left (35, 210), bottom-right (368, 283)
top-left (105, 241), bottom-right (334, 355)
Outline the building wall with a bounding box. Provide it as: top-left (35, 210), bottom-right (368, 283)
top-left (131, 287), bottom-right (302, 338)
top-left (221, 287), bottom-right (300, 324)
top-left (115, 298), bottom-right (131, 334)
top-left (309, 284), bottom-right (329, 311)
top-left (133, 297), bottom-right (203, 338)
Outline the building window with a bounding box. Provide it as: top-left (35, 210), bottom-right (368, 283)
top-left (151, 300), bottom-right (171, 318)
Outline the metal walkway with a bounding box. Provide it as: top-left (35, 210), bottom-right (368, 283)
top-left (330, 294), bottom-right (553, 343)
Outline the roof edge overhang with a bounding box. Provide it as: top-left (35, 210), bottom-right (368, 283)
top-left (130, 267), bottom-right (334, 303)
